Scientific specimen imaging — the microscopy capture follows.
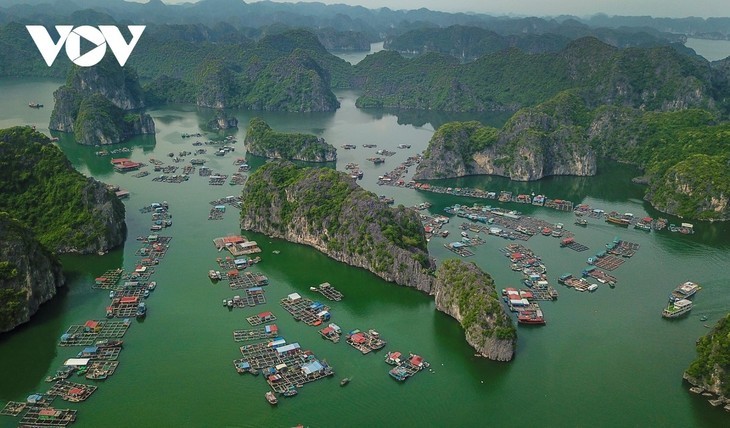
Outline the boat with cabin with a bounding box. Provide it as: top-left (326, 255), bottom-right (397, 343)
top-left (95, 339), bottom-right (123, 348)
top-left (517, 309), bottom-right (546, 325)
top-left (662, 299), bottom-right (693, 318)
top-left (670, 281), bottom-right (700, 301)
top-left (265, 391), bottom-right (278, 405)
top-left (136, 302), bottom-right (147, 318)
top-left (340, 377), bottom-right (351, 386)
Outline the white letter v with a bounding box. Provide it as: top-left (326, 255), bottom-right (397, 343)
top-left (26, 25), bottom-right (73, 66)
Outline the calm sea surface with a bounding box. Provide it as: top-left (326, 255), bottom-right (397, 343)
top-left (685, 38), bottom-right (730, 61)
top-left (0, 77), bottom-right (728, 427)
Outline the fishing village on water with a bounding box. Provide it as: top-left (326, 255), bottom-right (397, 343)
top-left (2, 54), bottom-right (730, 426)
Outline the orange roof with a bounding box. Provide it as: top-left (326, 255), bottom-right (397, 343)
top-left (222, 236), bottom-right (245, 244)
top-left (84, 320), bottom-right (99, 328)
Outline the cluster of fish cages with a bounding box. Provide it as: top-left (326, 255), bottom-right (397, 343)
top-left (47, 381), bottom-right (97, 403)
top-left (280, 296), bottom-right (330, 326)
top-left (91, 268), bottom-right (124, 289)
top-left (209, 174), bottom-right (227, 185)
top-left (151, 174), bottom-right (189, 183)
top-left (224, 288), bottom-right (267, 309)
top-left (246, 312), bottom-right (277, 326)
top-left (233, 325), bottom-right (279, 342)
top-left (228, 271), bottom-right (269, 290)
top-left (132, 170), bottom-right (149, 178)
top-left (593, 255), bottom-right (625, 271)
top-left (58, 320), bottom-right (130, 347)
top-left (310, 282), bottom-right (344, 301)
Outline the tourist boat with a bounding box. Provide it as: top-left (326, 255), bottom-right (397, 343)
top-left (662, 299), bottom-right (693, 318)
top-left (388, 366), bottom-right (408, 381)
top-left (265, 391), bottom-right (278, 405)
top-left (605, 213), bottom-right (631, 227)
top-left (517, 309), bottom-right (546, 325)
top-left (541, 227), bottom-right (552, 236)
top-left (669, 281), bottom-right (700, 301)
top-left (587, 283), bottom-right (599, 292)
top-left (340, 377), bottom-right (351, 386)
top-left (136, 302), bottom-right (147, 318)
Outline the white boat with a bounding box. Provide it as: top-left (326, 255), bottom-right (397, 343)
top-left (587, 283), bottom-right (599, 292)
top-left (662, 299), bottom-right (693, 318)
top-left (670, 281), bottom-right (700, 301)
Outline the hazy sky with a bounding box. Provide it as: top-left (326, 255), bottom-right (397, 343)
top-left (156, 0), bottom-right (730, 19)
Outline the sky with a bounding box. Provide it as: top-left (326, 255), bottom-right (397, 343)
top-left (155, 0), bottom-right (730, 19)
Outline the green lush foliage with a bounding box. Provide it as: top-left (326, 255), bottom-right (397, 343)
top-left (354, 37), bottom-right (726, 114)
top-left (686, 314), bottom-right (730, 396)
top-left (245, 117), bottom-right (336, 162)
top-left (0, 287), bottom-right (27, 332)
top-left (242, 161), bottom-right (429, 261)
top-left (0, 127), bottom-right (114, 249)
top-left (429, 121), bottom-right (499, 164)
top-left (438, 259), bottom-right (516, 342)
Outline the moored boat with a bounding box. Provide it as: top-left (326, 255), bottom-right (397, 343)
top-left (669, 281), bottom-right (700, 301)
top-left (265, 391), bottom-right (278, 405)
top-left (517, 309), bottom-right (546, 325)
top-left (662, 299), bottom-right (692, 318)
top-left (136, 302), bottom-right (147, 318)
top-left (95, 339), bottom-right (123, 348)
top-left (340, 377), bottom-right (351, 386)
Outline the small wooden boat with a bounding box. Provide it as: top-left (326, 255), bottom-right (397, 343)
top-left (265, 391), bottom-right (278, 405)
top-left (340, 377), bottom-right (350, 386)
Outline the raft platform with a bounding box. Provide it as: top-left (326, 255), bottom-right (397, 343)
top-left (47, 381), bottom-right (97, 402)
top-left (584, 268), bottom-right (618, 285)
top-left (565, 241), bottom-right (589, 252)
top-left (593, 255), bottom-right (625, 271)
top-left (233, 324), bottom-right (279, 342)
top-left (387, 353), bottom-right (430, 381)
top-left (346, 329), bottom-right (387, 354)
top-left (226, 288), bottom-right (266, 308)
top-left (58, 320), bottom-right (130, 347)
top-left (85, 361), bottom-right (119, 380)
top-left (18, 406), bottom-right (77, 427)
top-left (236, 339), bottom-right (335, 394)
top-left (1, 402), bottom-right (28, 417)
top-left (92, 268), bottom-right (124, 289)
top-left (280, 295), bottom-right (331, 326)
top-left (311, 282), bottom-right (343, 301)
top-left (228, 271), bottom-right (269, 290)
top-left (246, 312), bottom-right (277, 326)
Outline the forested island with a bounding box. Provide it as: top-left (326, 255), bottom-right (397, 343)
top-left (684, 314), bottom-right (730, 405)
top-left (49, 58), bottom-right (155, 145)
top-left (244, 118), bottom-right (336, 162)
top-left (0, 126), bottom-right (126, 331)
top-left (239, 161), bottom-right (514, 360)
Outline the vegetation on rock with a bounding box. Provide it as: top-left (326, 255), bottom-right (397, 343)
top-left (685, 313), bottom-right (730, 397)
top-left (0, 126), bottom-right (126, 253)
top-left (244, 118), bottom-right (336, 162)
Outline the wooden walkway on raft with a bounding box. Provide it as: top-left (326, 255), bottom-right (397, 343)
top-left (311, 283), bottom-right (343, 301)
top-left (47, 381), bottom-right (97, 403)
top-left (91, 268), bottom-right (124, 289)
top-left (58, 320), bottom-right (130, 347)
top-left (565, 241), bottom-right (589, 252)
top-left (585, 268), bottom-right (618, 285)
top-left (18, 406), bottom-right (77, 427)
top-left (227, 288), bottom-right (266, 308)
top-left (280, 297), bottom-right (329, 326)
top-left (235, 341), bottom-right (334, 394)
top-left (84, 361), bottom-right (119, 380)
top-left (233, 325), bottom-right (279, 342)
top-left (593, 255), bottom-right (625, 271)
top-left (246, 313), bottom-right (277, 326)
top-left (228, 271), bottom-right (269, 290)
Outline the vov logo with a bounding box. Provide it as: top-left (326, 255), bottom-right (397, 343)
top-left (26, 25), bottom-right (146, 67)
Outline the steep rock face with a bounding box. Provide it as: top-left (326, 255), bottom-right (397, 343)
top-left (49, 58), bottom-right (155, 145)
top-left (414, 99), bottom-right (596, 182)
top-left (0, 127), bottom-right (126, 254)
top-left (207, 110), bottom-right (239, 130)
top-left (433, 259), bottom-right (516, 362)
top-left (240, 162), bottom-right (433, 292)
top-left (244, 118), bottom-right (336, 162)
top-left (0, 213), bottom-right (64, 333)
top-left (645, 154), bottom-right (730, 220)
top-left (684, 314), bottom-right (730, 400)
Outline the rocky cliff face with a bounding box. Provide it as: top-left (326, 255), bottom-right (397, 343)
top-left (207, 110), bottom-right (239, 130)
top-left (240, 162), bottom-right (434, 292)
top-left (684, 314), bottom-right (730, 403)
top-left (0, 126), bottom-right (126, 254)
top-left (432, 259), bottom-right (516, 362)
top-left (244, 117), bottom-right (336, 162)
top-left (49, 58), bottom-right (155, 145)
top-left (644, 154), bottom-right (730, 220)
top-left (0, 213), bottom-right (64, 333)
top-left (414, 105), bottom-right (597, 182)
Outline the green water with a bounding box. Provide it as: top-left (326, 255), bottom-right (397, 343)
top-left (1, 78), bottom-right (729, 427)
